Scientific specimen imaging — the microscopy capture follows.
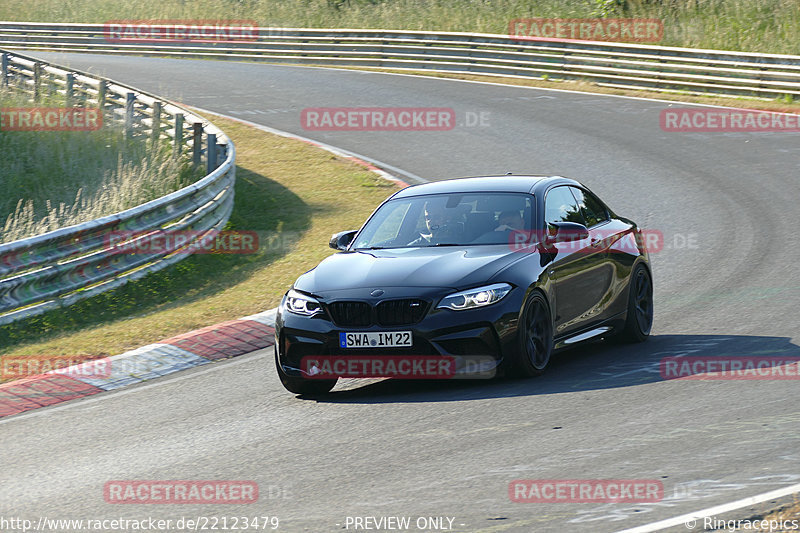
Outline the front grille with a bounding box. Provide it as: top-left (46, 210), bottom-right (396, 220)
top-left (326, 299), bottom-right (429, 327)
top-left (327, 301), bottom-right (372, 327)
top-left (376, 299), bottom-right (429, 326)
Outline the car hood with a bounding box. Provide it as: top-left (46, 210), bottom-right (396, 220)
top-left (294, 246), bottom-right (523, 295)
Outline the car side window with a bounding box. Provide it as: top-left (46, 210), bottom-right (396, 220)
top-left (544, 186), bottom-right (584, 225)
top-left (571, 187), bottom-right (609, 228)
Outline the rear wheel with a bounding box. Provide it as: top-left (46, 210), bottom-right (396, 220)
top-left (619, 264), bottom-right (653, 343)
top-left (275, 348), bottom-right (336, 396)
top-left (511, 291), bottom-right (554, 377)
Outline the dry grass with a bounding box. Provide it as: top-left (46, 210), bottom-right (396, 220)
top-left (0, 90), bottom-right (197, 244)
top-left (731, 496), bottom-right (800, 531)
top-left (0, 111), bottom-right (398, 371)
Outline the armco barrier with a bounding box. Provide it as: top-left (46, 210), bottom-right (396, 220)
top-left (0, 48), bottom-right (235, 325)
top-left (1, 22), bottom-right (800, 98)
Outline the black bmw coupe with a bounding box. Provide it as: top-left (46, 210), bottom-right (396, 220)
top-left (275, 175), bottom-right (653, 395)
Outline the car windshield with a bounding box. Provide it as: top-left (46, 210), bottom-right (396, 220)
top-left (352, 192), bottom-right (534, 249)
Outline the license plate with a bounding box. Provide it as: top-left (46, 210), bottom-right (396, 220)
top-left (339, 331), bottom-right (412, 349)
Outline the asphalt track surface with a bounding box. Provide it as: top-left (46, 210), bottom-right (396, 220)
top-left (3, 53), bottom-right (800, 532)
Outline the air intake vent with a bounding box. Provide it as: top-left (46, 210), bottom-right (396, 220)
top-left (376, 299), bottom-right (429, 326)
top-left (327, 301), bottom-right (372, 327)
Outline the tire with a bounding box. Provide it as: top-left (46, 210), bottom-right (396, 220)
top-left (275, 348), bottom-right (336, 396)
top-left (510, 290), bottom-right (554, 378)
top-left (619, 263), bottom-right (653, 343)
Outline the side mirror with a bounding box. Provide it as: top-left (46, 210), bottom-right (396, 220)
top-left (546, 222), bottom-right (589, 244)
top-left (329, 230), bottom-right (358, 250)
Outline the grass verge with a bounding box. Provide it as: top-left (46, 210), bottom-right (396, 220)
top-left (739, 497), bottom-right (800, 532)
top-left (0, 111), bottom-right (397, 378)
top-left (0, 90), bottom-right (198, 243)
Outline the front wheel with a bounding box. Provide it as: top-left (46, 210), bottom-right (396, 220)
top-left (618, 263), bottom-right (653, 343)
top-left (275, 348), bottom-right (336, 396)
top-left (510, 291), bottom-right (554, 378)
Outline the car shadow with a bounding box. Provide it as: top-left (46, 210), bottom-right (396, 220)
top-left (303, 333), bottom-right (800, 403)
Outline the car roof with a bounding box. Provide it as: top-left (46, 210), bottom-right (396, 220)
top-left (391, 175), bottom-right (581, 198)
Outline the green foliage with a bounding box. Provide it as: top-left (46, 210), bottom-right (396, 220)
top-left (0, 92), bottom-right (201, 243)
top-left (593, 0), bottom-right (627, 18)
top-left (0, 158), bottom-right (297, 350)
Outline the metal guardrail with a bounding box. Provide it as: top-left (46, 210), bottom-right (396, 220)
top-left (0, 48), bottom-right (236, 325)
top-left (1, 22), bottom-right (800, 98)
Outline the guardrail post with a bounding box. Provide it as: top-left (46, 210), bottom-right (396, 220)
top-left (124, 92), bottom-right (135, 138)
top-left (207, 134), bottom-right (218, 173)
top-left (33, 62), bottom-right (41, 102)
top-left (0, 48), bottom-right (237, 327)
top-left (47, 69), bottom-right (57, 99)
top-left (1, 53), bottom-right (8, 88)
top-left (151, 101), bottom-right (161, 146)
top-left (97, 80), bottom-right (107, 118)
top-left (217, 142), bottom-right (227, 167)
top-left (65, 72), bottom-right (74, 106)
top-left (173, 112), bottom-right (184, 158)
top-left (192, 122), bottom-right (203, 167)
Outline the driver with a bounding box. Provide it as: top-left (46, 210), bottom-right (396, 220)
top-left (494, 210), bottom-right (524, 231)
top-left (407, 200), bottom-right (458, 246)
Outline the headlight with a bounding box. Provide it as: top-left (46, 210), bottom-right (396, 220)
top-left (284, 289), bottom-right (323, 317)
top-left (437, 283), bottom-right (512, 311)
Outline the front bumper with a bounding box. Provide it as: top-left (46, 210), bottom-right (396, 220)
top-left (275, 287), bottom-right (525, 380)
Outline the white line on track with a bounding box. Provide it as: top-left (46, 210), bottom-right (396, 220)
top-left (616, 483), bottom-right (800, 532)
